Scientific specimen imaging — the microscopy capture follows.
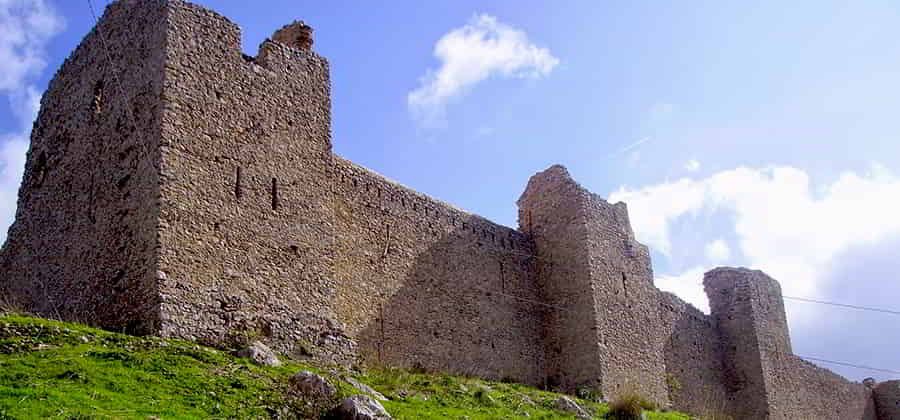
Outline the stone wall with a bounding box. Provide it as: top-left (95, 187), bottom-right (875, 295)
top-left (0, 0), bottom-right (167, 334)
top-left (517, 165), bottom-right (604, 393)
top-left (768, 355), bottom-right (876, 419)
top-left (154, 1), bottom-right (352, 361)
top-left (705, 267), bottom-right (878, 419)
top-left (705, 267), bottom-right (787, 418)
top-left (518, 165), bottom-right (668, 404)
top-left (658, 292), bottom-right (729, 417)
top-left (333, 157), bottom-right (546, 385)
top-left (2, 1), bottom-right (896, 418)
top-left (874, 380), bottom-right (900, 419)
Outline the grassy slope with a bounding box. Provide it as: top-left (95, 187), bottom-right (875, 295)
top-left (0, 315), bottom-right (690, 419)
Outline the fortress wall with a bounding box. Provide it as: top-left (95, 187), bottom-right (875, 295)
top-left (705, 267), bottom-right (878, 419)
top-left (517, 166), bottom-right (667, 403)
top-left (766, 355), bottom-right (876, 419)
top-left (874, 380), bottom-right (900, 419)
top-left (154, 2), bottom-right (352, 361)
top-left (517, 166), bottom-right (604, 392)
top-left (705, 267), bottom-right (786, 418)
top-left (0, 0), bottom-right (167, 333)
top-left (581, 193), bottom-right (669, 404)
top-left (332, 157), bottom-right (546, 385)
top-left (657, 292), bottom-right (729, 416)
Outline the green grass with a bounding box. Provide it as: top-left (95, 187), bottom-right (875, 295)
top-left (0, 314), bottom-right (691, 419)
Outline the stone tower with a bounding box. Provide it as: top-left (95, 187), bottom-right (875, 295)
top-left (517, 165), bottom-right (668, 404)
top-left (0, 0), bottom-right (347, 357)
top-left (704, 267), bottom-right (792, 418)
top-left (0, 0), bottom-right (169, 333)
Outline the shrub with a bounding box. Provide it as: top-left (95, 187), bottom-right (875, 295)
top-left (607, 392), bottom-right (656, 420)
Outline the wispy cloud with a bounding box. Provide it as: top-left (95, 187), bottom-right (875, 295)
top-left (408, 14), bottom-right (558, 129)
top-left (616, 136), bottom-right (651, 156)
top-left (0, 0), bottom-right (65, 243)
top-left (610, 164), bottom-right (900, 323)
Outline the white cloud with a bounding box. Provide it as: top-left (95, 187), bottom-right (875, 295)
top-left (704, 239), bottom-right (730, 262)
top-left (0, 0), bottom-right (64, 242)
top-left (684, 159), bottom-right (700, 172)
top-left (610, 164), bottom-right (900, 324)
top-left (656, 266), bottom-right (710, 313)
top-left (0, 0), bottom-right (63, 95)
top-left (408, 14), bottom-right (558, 128)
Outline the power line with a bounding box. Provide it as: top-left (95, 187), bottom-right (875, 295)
top-left (86, 0), bottom-right (138, 130)
top-left (784, 296), bottom-right (900, 316)
top-left (798, 355), bottom-right (900, 375)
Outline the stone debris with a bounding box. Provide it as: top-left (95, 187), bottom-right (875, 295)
top-left (236, 341), bottom-right (281, 367)
top-left (345, 376), bottom-right (387, 401)
top-left (554, 396), bottom-right (591, 419)
top-left (330, 395), bottom-right (392, 420)
top-left (289, 370), bottom-right (337, 401)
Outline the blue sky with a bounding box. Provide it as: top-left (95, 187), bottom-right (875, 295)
top-left (1, 0), bottom-right (899, 381)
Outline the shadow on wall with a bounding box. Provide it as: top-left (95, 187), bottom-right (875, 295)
top-left (659, 293), bottom-right (730, 418)
top-left (334, 208), bottom-right (548, 386)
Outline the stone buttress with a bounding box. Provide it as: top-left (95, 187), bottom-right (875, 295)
top-left (517, 165), bottom-right (669, 404)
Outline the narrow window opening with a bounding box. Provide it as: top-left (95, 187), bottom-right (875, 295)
top-left (271, 177), bottom-right (279, 210)
top-left (621, 272), bottom-right (628, 298)
top-left (235, 166), bottom-right (242, 199)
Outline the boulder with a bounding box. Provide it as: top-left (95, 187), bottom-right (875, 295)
top-left (237, 341), bottom-right (281, 367)
top-left (330, 395), bottom-right (392, 420)
top-left (554, 396), bottom-right (591, 419)
top-left (346, 377), bottom-right (387, 401)
top-left (289, 370), bottom-right (338, 401)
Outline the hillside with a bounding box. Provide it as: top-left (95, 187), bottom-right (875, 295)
top-left (0, 314), bottom-right (691, 419)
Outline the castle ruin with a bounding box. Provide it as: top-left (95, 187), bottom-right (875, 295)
top-left (1, 1), bottom-right (897, 418)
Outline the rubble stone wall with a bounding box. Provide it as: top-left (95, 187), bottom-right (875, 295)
top-left (705, 267), bottom-right (878, 419)
top-left (874, 381), bottom-right (900, 419)
top-left (517, 166), bottom-right (668, 405)
top-left (1, 2), bottom-right (896, 419)
top-left (333, 157), bottom-right (546, 386)
top-left (767, 355), bottom-right (876, 419)
top-left (154, 1), bottom-right (351, 361)
top-left (658, 292), bottom-right (729, 417)
top-left (0, 0), bottom-right (167, 334)
top-left (517, 165), bottom-right (604, 393)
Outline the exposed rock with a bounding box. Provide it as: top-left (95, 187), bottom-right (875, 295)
top-left (554, 396), bottom-right (590, 419)
top-left (330, 395), bottom-right (392, 420)
top-left (289, 370), bottom-right (337, 401)
top-left (237, 341), bottom-right (281, 367)
top-left (346, 376), bottom-right (387, 401)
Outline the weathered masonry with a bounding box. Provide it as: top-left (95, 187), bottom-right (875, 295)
top-left (1, 1), bottom-right (896, 418)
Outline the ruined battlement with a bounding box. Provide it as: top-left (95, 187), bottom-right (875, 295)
top-left (1, 1), bottom-right (895, 418)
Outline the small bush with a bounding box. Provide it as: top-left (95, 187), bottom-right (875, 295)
top-left (0, 296), bottom-right (22, 316)
top-left (607, 392), bottom-right (657, 420)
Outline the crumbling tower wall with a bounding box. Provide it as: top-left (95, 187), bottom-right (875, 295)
top-left (0, 0), bottom-right (168, 334)
top-left (875, 381), bottom-right (900, 419)
top-left (518, 165), bottom-right (668, 403)
top-left (705, 267), bottom-right (876, 419)
top-left (705, 267), bottom-right (789, 418)
top-left (155, 2), bottom-right (346, 358)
